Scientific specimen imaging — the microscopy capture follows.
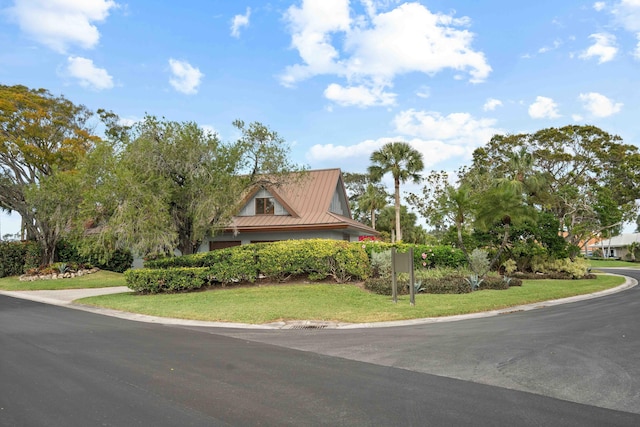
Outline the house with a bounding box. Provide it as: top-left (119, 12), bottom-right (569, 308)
top-left (200, 168), bottom-right (378, 251)
top-left (588, 233), bottom-right (640, 259)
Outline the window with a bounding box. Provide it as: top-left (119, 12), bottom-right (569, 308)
top-left (255, 197), bottom-right (275, 215)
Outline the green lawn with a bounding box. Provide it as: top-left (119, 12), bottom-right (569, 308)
top-left (77, 274), bottom-right (626, 324)
top-left (588, 259), bottom-right (640, 269)
top-left (0, 270), bottom-right (126, 291)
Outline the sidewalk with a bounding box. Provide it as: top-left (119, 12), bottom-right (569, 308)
top-left (0, 274), bottom-right (636, 330)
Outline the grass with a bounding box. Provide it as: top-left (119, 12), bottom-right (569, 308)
top-left (588, 259), bottom-right (640, 268)
top-left (76, 274), bottom-right (626, 324)
top-left (0, 270), bottom-right (126, 291)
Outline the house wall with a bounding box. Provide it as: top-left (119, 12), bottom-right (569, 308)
top-left (329, 182), bottom-right (348, 216)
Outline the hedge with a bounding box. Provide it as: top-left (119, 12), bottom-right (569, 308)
top-left (125, 267), bottom-right (215, 293)
top-left (132, 239), bottom-right (370, 293)
top-left (0, 241), bottom-right (41, 278)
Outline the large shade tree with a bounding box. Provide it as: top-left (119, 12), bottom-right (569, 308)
top-left (368, 142), bottom-right (424, 242)
top-left (0, 85), bottom-right (99, 264)
top-left (83, 115), bottom-right (301, 257)
top-left (466, 125), bottom-right (640, 247)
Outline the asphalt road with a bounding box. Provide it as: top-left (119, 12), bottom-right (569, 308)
top-left (1, 269), bottom-right (639, 426)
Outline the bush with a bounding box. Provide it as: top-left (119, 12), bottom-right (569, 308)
top-left (138, 240), bottom-right (370, 293)
top-left (531, 256), bottom-right (590, 279)
top-left (478, 276), bottom-right (510, 291)
top-left (363, 277), bottom-right (395, 296)
top-left (0, 241), bottom-right (27, 277)
top-left (370, 250), bottom-right (392, 278)
top-left (421, 276), bottom-right (471, 294)
top-left (0, 241), bottom-right (42, 277)
top-left (125, 267), bottom-right (214, 293)
top-left (360, 241), bottom-right (467, 269)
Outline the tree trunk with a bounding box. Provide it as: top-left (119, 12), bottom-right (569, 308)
top-left (370, 208), bottom-right (376, 230)
top-left (394, 178), bottom-right (401, 242)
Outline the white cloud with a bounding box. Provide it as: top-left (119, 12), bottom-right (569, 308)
top-left (168, 59), bottom-right (203, 95)
top-left (231, 7), bottom-right (251, 38)
top-left (538, 39), bottom-right (562, 54)
top-left (8, 0), bottom-right (117, 53)
top-left (119, 117), bottom-right (138, 127)
top-left (324, 83), bottom-right (396, 107)
top-left (593, 2), bottom-right (607, 11)
top-left (579, 92), bottom-right (623, 117)
top-left (611, 0), bottom-right (640, 32)
top-left (306, 108), bottom-right (502, 170)
top-left (580, 33), bottom-right (618, 63)
top-left (307, 136), bottom-right (467, 170)
top-left (393, 109), bottom-right (501, 147)
top-left (282, 0), bottom-right (491, 107)
top-left (66, 56), bottom-right (113, 90)
top-left (483, 98), bottom-right (503, 111)
top-left (572, 114), bottom-right (584, 121)
top-left (528, 96), bottom-right (561, 119)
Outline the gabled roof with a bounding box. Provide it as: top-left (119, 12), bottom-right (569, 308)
top-left (228, 168), bottom-right (378, 235)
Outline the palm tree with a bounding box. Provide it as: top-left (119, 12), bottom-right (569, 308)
top-left (357, 183), bottom-right (389, 230)
top-left (368, 142), bottom-right (424, 242)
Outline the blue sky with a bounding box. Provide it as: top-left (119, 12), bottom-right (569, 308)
top-left (1, 0), bottom-right (640, 236)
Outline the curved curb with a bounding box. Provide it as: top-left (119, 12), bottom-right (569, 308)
top-left (0, 274), bottom-right (636, 330)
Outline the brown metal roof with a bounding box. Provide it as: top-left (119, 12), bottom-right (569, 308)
top-left (228, 168), bottom-right (378, 235)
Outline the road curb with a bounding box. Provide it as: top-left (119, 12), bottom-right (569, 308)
top-left (1, 273), bottom-right (636, 330)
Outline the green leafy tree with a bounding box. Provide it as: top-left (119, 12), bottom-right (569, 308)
top-left (0, 85), bottom-right (99, 264)
top-left (368, 142), bottom-right (424, 242)
top-left (85, 115), bottom-right (301, 257)
top-left (376, 205), bottom-right (428, 244)
top-left (357, 183), bottom-right (389, 229)
top-left (342, 172), bottom-right (370, 222)
top-left (467, 125), bottom-right (640, 246)
top-left (409, 170), bottom-right (534, 273)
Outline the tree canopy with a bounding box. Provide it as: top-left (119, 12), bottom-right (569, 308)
top-left (368, 142), bottom-right (424, 242)
top-left (0, 84), bottom-right (99, 263)
top-left (464, 125), bottom-right (640, 246)
top-left (81, 115), bottom-right (302, 257)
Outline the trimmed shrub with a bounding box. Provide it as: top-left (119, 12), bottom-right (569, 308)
top-left (0, 241), bottom-right (27, 277)
top-left (421, 276), bottom-right (471, 294)
top-left (136, 240), bottom-right (370, 293)
top-left (0, 241), bottom-right (42, 277)
top-left (145, 239), bottom-right (369, 284)
top-left (125, 267), bottom-right (214, 293)
top-left (478, 276), bottom-right (510, 291)
top-left (363, 277), bottom-right (395, 296)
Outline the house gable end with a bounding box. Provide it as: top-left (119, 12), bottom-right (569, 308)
top-left (238, 187), bottom-right (298, 217)
top-left (329, 174), bottom-right (352, 218)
